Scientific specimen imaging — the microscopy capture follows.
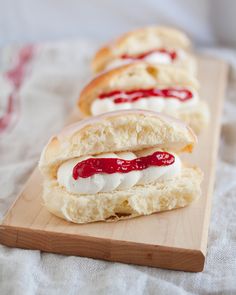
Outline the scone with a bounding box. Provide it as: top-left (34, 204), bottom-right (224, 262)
top-left (39, 110), bottom-right (203, 224)
top-left (78, 62), bottom-right (209, 134)
top-left (92, 26), bottom-right (197, 75)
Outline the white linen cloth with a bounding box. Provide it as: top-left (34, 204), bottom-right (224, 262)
top-left (0, 41), bottom-right (236, 295)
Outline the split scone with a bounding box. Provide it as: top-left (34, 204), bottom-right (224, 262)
top-left (78, 63), bottom-right (209, 134)
top-left (92, 26), bottom-right (197, 75)
top-left (39, 110), bottom-right (203, 224)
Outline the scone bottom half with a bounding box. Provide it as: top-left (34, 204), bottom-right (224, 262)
top-left (39, 110), bottom-right (203, 224)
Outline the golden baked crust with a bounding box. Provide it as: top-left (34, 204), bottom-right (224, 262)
top-left (92, 26), bottom-right (192, 73)
top-left (79, 62), bottom-right (199, 116)
top-left (39, 110), bottom-right (196, 179)
top-left (42, 166), bottom-right (203, 223)
top-left (179, 101), bottom-right (210, 134)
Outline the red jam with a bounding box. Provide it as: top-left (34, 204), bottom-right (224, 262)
top-left (99, 88), bottom-right (193, 104)
top-left (73, 151), bottom-right (175, 180)
top-left (121, 49), bottom-right (177, 61)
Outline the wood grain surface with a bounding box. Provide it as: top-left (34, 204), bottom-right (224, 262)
top-left (0, 55), bottom-right (228, 272)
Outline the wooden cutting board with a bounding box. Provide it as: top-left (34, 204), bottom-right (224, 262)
top-left (0, 55), bottom-right (228, 272)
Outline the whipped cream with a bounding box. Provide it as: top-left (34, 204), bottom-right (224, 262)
top-left (57, 148), bottom-right (181, 194)
top-left (91, 89), bottom-right (199, 116)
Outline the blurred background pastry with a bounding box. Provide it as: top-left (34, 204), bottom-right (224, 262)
top-left (92, 26), bottom-right (197, 75)
top-left (78, 62), bottom-right (209, 133)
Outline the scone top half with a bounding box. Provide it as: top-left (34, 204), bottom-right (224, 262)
top-left (78, 63), bottom-right (209, 134)
top-left (39, 110), bottom-right (196, 179)
top-left (39, 110), bottom-right (203, 224)
top-left (92, 26), bottom-right (196, 74)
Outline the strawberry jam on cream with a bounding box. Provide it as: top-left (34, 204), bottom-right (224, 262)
top-left (98, 88), bottom-right (193, 104)
top-left (58, 149), bottom-right (181, 194)
top-left (121, 49), bottom-right (177, 61)
top-left (73, 151), bottom-right (174, 179)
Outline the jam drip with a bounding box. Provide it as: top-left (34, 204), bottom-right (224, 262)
top-left (121, 49), bottom-right (177, 61)
top-left (73, 151), bottom-right (175, 180)
top-left (99, 88), bottom-right (193, 104)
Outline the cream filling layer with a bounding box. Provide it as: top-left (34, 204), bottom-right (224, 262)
top-left (105, 49), bottom-right (186, 71)
top-left (91, 89), bottom-right (199, 116)
top-left (57, 148), bottom-right (181, 195)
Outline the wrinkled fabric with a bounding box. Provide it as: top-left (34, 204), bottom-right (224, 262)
top-left (0, 42), bottom-right (236, 295)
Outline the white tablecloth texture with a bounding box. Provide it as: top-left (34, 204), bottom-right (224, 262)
top-left (0, 41), bottom-right (236, 295)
